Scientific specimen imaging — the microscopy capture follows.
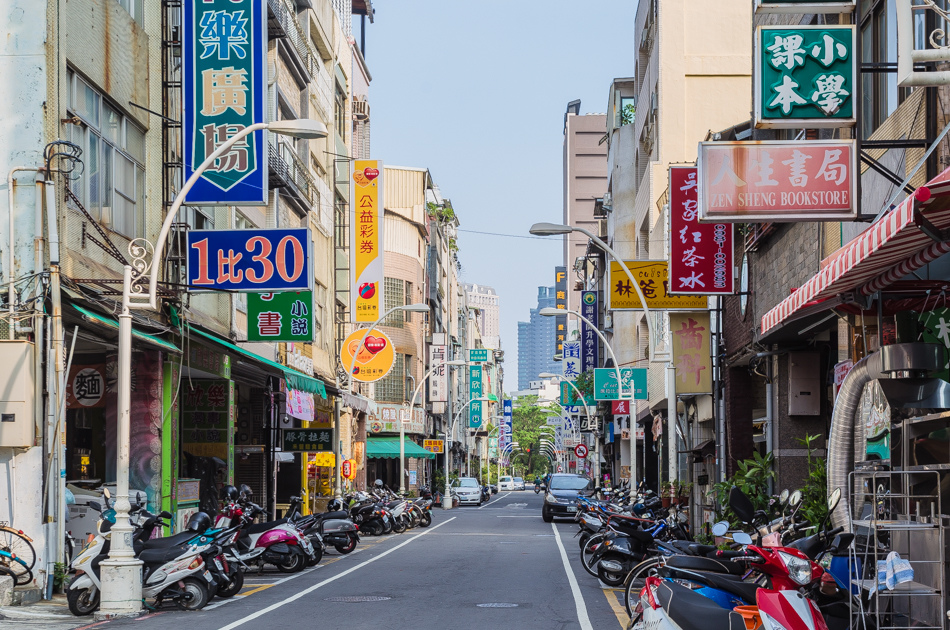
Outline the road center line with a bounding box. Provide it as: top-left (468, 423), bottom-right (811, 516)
top-left (551, 522), bottom-right (594, 630)
top-left (216, 517), bottom-right (457, 630)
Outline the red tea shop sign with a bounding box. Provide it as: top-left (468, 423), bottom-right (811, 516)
top-left (669, 166), bottom-right (734, 295)
top-left (697, 140), bottom-right (856, 222)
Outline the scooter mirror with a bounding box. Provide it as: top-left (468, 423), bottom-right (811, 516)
top-left (711, 521), bottom-right (729, 536)
top-left (733, 532), bottom-right (753, 546)
top-left (779, 489), bottom-right (789, 504)
top-left (88, 501), bottom-right (101, 512)
top-left (828, 487), bottom-right (841, 511)
top-left (789, 490), bottom-right (802, 507)
top-left (103, 488), bottom-right (111, 500)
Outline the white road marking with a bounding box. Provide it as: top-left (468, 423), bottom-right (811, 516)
top-left (495, 515), bottom-right (537, 518)
top-left (551, 521), bottom-right (594, 630)
top-left (216, 517), bottom-right (457, 630)
top-left (477, 492), bottom-right (512, 509)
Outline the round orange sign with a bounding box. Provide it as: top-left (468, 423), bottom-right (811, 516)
top-left (341, 328), bottom-right (396, 383)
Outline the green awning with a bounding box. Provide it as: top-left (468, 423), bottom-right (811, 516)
top-left (72, 305), bottom-right (180, 353)
top-left (366, 436), bottom-right (435, 460)
top-left (187, 325), bottom-right (327, 399)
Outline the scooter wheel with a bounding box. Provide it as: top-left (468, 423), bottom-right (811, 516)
top-left (276, 547), bottom-right (305, 573)
top-left (306, 543), bottom-right (323, 567)
top-left (175, 577), bottom-right (210, 611)
top-left (369, 521), bottom-right (384, 536)
top-left (596, 552), bottom-right (628, 587)
top-left (66, 576), bottom-right (99, 616)
top-left (578, 532), bottom-right (592, 552)
top-left (334, 536), bottom-right (358, 555)
top-left (392, 517), bottom-right (407, 534)
top-left (420, 512), bottom-right (432, 527)
top-left (216, 567), bottom-right (244, 598)
top-left (624, 557), bottom-right (661, 617)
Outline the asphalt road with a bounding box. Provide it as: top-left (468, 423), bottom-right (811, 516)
top-left (0, 491), bottom-right (628, 630)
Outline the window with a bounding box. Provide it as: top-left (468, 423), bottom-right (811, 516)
top-left (383, 277), bottom-right (405, 327)
top-left (115, 0), bottom-right (144, 27)
top-left (334, 87), bottom-right (346, 140)
top-left (375, 353), bottom-right (405, 403)
top-left (404, 281), bottom-right (414, 322)
top-left (860, 0), bottom-right (900, 138)
top-left (68, 71), bottom-right (146, 239)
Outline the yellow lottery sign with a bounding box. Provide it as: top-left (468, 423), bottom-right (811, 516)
top-left (607, 261), bottom-right (707, 310)
top-left (341, 328), bottom-right (395, 383)
top-left (351, 160), bottom-right (384, 322)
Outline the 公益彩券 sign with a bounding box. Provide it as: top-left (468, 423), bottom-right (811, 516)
top-left (351, 160), bottom-right (384, 322)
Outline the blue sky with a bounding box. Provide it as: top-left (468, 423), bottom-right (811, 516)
top-left (364, 1), bottom-right (636, 384)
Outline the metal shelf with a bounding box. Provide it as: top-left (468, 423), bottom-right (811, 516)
top-left (851, 519), bottom-right (939, 530)
top-left (857, 579), bottom-right (940, 595)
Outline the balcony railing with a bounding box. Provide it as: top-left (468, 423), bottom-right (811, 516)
top-left (277, 139), bottom-right (315, 205)
top-left (269, 0), bottom-right (320, 82)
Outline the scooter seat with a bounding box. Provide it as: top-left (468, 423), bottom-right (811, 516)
top-left (245, 518), bottom-right (288, 535)
top-left (688, 543), bottom-right (717, 556)
top-left (655, 580), bottom-right (747, 630)
top-left (664, 566), bottom-right (760, 604)
top-left (669, 540), bottom-right (695, 554)
top-left (141, 531), bottom-right (198, 549)
top-left (139, 545), bottom-right (189, 566)
top-left (666, 554), bottom-right (746, 576)
top-left (314, 511), bottom-right (350, 521)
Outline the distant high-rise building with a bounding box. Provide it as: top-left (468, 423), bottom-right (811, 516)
top-left (464, 283), bottom-right (501, 350)
top-left (517, 287), bottom-right (559, 390)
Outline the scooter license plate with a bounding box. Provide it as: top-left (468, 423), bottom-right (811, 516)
top-left (214, 558), bottom-right (224, 571)
top-left (567, 506), bottom-right (577, 513)
top-left (203, 570), bottom-right (214, 583)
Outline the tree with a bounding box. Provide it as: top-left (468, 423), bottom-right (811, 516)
top-left (510, 395), bottom-right (554, 476)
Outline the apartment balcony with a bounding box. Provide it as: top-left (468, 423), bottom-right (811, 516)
top-left (268, 0), bottom-right (320, 83)
top-left (269, 138), bottom-right (315, 211)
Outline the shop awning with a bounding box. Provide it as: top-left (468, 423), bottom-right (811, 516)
top-left (187, 325), bottom-right (327, 399)
top-left (761, 166), bottom-right (950, 337)
top-left (72, 305), bottom-right (180, 353)
top-left (365, 436), bottom-right (436, 460)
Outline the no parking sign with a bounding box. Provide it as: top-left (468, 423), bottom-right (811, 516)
top-left (574, 444), bottom-right (589, 459)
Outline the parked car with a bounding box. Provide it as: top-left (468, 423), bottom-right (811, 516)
top-left (513, 477), bottom-right (526, 491)
top-left (453, 477), bottom-right (483, 506)
top-left (498, 476), bottom-right (515, 491)
top-left (541, 473), bottom-right (592, 522)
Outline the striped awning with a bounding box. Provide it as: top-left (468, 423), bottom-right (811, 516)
top-left (761, 166), bottom-right (950, 336)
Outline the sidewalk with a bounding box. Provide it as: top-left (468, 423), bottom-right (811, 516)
top-left (0, 593), bottom-right (91, 629)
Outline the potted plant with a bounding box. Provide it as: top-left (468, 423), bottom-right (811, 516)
top-left (679, 482), bottom-right (692, 507)
top-left (660, 481), bottom-right (673, 508)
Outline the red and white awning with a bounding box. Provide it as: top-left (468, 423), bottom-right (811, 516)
top-left (761, 167), bottom-right (950, 336)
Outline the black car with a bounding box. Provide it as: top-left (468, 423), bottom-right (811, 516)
top-left (541, 473), bottom-right (593, 522)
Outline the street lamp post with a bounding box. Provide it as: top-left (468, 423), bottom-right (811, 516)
top-left (99, 119), bottom-right (328, 618)
top-left (539, 372), bottom-right (590, 476)
top-left (401, 359), bottom-right (466, 495)
top-left (443, 396), bottom-right (490, 509)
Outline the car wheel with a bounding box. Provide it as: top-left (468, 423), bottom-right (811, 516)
top-left (542, 508), bottom-right (553, 523)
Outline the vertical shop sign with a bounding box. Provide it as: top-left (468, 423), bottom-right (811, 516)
top-left (919, 308), bottom-right (950, 382)
top-left (581, 291), bottom-right (599, 371)
top-left (755, 25), bottom-right (856, 128)
top-left (182, 379), bottom-right (234, 460)
top-left (183, 0), bottom-right (267, 204)
top-left (562, 341), bottom-right (581, 380)
top-left (670, 313), bottom-right (712, 394)
top-left (351, 159), bottom-right (384, 322)
top-left (429, 345), bottom-right (447, 402)
top-left (502, 399), bottom-right (512, 452)
top-left (247, 291), bottom-right (314, 341)
top-left (555, 266), bottom-right (568, 355)
top-left (469, 365), bottom-right (483, 428)
top-left (669, 166), bottom-right (734, 295)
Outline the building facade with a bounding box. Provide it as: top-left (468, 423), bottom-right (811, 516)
top-left (517, 286), bottom-right (559, 390)
top-left (463, 283), bottom-right (501, 351)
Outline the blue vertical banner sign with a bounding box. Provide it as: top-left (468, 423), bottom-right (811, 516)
top-left (469, 365), bottom-right (483, 428)
top-left (581, 291), bottom-right (599, 372)
top-left (502, 399), bottom-right (513, 452)
top-left (183, 0), bottom-right (268, 204)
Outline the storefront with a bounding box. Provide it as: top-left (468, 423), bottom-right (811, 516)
top-left (365, 404), bottom-right (431, 492)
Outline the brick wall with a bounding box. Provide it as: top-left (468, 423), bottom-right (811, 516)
top-left (751, 223), bottom-right (822, 334)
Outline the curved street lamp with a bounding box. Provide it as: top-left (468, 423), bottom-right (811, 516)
top-left (442, 396), bottom-right (491, 509)
top-left (102, 119), bottom-right (328, 616)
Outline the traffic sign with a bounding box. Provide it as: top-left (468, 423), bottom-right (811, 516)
top-left (557, 465), bottom-right (563, 472)
top-left (574, 444), bottom-right (589, 459)
top-left (469, 348), bottom-right (489, 363)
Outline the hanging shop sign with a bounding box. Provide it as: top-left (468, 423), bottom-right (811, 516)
top-left (670, 313), bottom-right (713, 395)
top-left (341, 459), bottom-right (357, 479)
top-left (429, 345), bottom-right (448, 403)
top-left (341, 328), bottom-right (395, 383)
top-left (66, 364), bottom-right (106, 409)
top-left (246, 292), bottom-right (313, 341)
top-left (611, 400), bottom-right (630, 415)
top-left (351, 159), bottom-right (385, 323)
top-left (469, 365), bottom-right (483, 428)
top-left (423, 439), bottom-right (444, 454)
top-left (183, 0), bottom-right (267, 205)
top-left (607, 261), bottom-right (707, 310)
top-left (188, 343), bottom-right (231, 379)
top-left (187, 228), bottom-right (311, 292)
top-left (562, 341), bottom-right (581, 380)
top-left (371, 405), bottom-right (425, 435)
top-left (697, 140), bottom-right (856, 222)
top-left (669, 166), bottom-right (735, 295)
top-left (559, 382), bottom-right (593, 407)
top-left (755, 25), bottom-right (856, 128)
top-left (594, 368), bottom-right (648, 401)
top-left (580, 291), bottom-right (599, 372)
top-left (468, 348), bottom-right (489, 363)
top-left (919, 309), bottom-right (950, 382)
top-left (182, 379), bottom-right (234, 460)
top-left (555, 266), bottom-right (568, 355)
top-left (755, 0), bottom-right (855, 16)
top-left (501, 398), bottom-right (513, 451)
top-left (285, 388), bottom-right (315, 423)
top-left (282, 428), bottom-right (332, 452)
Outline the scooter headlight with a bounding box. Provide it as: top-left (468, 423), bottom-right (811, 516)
top-left (777, 551), bottom-right (812, 586)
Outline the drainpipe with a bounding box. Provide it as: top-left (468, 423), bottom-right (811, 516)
top-left (45, 178), bottom-right (65, 567)
top-left (7, 167), bottom-right (40, 339)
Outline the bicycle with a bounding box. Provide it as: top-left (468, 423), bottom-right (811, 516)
top-left (0, 524), bottom-right (35, 571)
top-left (0, 549), bottom-right (32, 586)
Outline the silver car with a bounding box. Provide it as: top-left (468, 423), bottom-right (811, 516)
top-left (453, 477), bottom-right (483, 506)
top-left (513, 477), bottom-right (526, 491)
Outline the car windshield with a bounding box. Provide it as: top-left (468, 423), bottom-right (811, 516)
top-left (458, 478), bottom-right (479, 488)
top-left (500, 477), bottom-right (512, 482)
top-left (550, 476), bottom-right (592, 491)
top-left (514, 478), bottom-right (523, 482)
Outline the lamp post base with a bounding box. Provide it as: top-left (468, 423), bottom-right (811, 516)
top-left (95, 558), bottom-right (144, 619)
top-left (442, 494), bottom-right (452, 510)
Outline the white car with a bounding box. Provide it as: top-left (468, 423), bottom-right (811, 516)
top-left (498, 476), bottom-right (515, 491)
top-left (453, 477), bottom-right (483, 505)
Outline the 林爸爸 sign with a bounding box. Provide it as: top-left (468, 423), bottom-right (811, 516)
top-left (697, 140), bottom-right (856, 222)
top-left (423, 439), bottom-right (444, 454)
top-left (607, 261), bottom-right (708, 310)
top-left (594, 368), bottom-right (647, 401)
top-left (669, 166), bottom-right (734, 295)
top-left (755, 25), bottom-right (855, 128)
top-left (187, 228), bottom-right (311, 292)
top-left (351, 160), bottom-right (384, 322)
top-left (183, 0), bottom-right (267, 205)
top-left (247, 292), bottom-right (313, 341)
